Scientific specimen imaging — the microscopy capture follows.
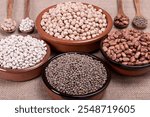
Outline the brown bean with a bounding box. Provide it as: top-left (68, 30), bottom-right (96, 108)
top-left (134, 41), bottom-right (140, 47)
top-left (127, 41), bottom-right (134, 46)
top-left (110, 50), bottom-right (115, 54)
top-left (120, 44), bottom-right (125, 50)
top-left (103, 46), bottom-right (108, 52)
top-left (121, 52), bottom-right (126, 57)
top-left (110, 36), bottom-right (115, 40)
top-left (115, 45), bottom-right (120, 50)
top-left (130, 56), bottom-right (136, 62)
top-left (112, 54), bottom-right (117, 60)
top-left (145, 53), bottom-right (148, 58)
top-left (116, 53), bottom-right (121, 58)
top-left (116, 50), bottom-right (122, 54)
top-left (107, 49), bottom-right (111, 55)
top-left (135, 52), bottom-right (141, 59)
top-left (103, 40), bottom-right (109, 43)
top-left (124, 43), bottom-right (129, 49)
top-left (137, 45), bottom-right (141, 51)
top-left (114, 34), bottom-right (118, 38)
top-left (117, 39), bottom-right (121, 43)
top-left (133, 38), bottom-right (138, 42)
top-left (119, 58), bottom-right (123, 61)
top-left (142, 60), bottom-right (149, 64)
top-left (133, 33), bottom-right (138, 38)
top-left (129, 36), bottom-right (134, 40)
top-left (122, 62), bottom-right (128, 65)
top-left (127, 54), bottom-right (132, 58)
top-left (122, 57), bottom-right (130, 62)
top-left (136, 60), bottom-right (143, 65)
top-left (109, 46), bottom-right (115, 50)
top-left (141, 48), bottom-right (148, 52)
top-left (103, 43), bottom-right (110, 47)
top-left (132, 48), bottom-right (137, 52)
top-left (109, 40), bottom-right (117, 46)
top-left (120, 39), bottom-right (126, 42)
top-left (126, 49), bottom-right (132, 54)
top-left (123, 21), bottom-right (129, 25)
top-left (140, 57), bottom-right (145, 61)
top-left (141, 52), bottom-right (145, 56)
top-left (141, 42), bottom-right (147, 46)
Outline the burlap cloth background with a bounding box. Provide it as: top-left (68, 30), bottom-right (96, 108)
top-left (0, 0), bottom-right (149, 100)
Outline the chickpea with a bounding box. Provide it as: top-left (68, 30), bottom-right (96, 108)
top-left (41, 2), bottom-right (107, 40)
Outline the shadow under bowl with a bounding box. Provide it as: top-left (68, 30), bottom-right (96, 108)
top-left (100, 38), bottom-right (150, 76)
top-left (42, 52), bottom-right (111, 100)
top-left (0, 40), bottom-right (51, 82)
top-left (36, 3), bottom-right (113, 53)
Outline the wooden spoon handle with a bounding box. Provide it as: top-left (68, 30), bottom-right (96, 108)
top-left (25, 0), bottom-right (30, 18)
top-left (117, 0), bottom-right (125, 15)
top-left (7, 0), bottom-right (14, 18)
top-left (133, 0), bottom-right (141, 16)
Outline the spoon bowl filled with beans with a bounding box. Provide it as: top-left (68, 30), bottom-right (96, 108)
top-left (42, 53), bottom-right (111, 100)
top-left (0, 35), bottom-right (51, 81)
top-left (100, 29), bottom-right (150, 76)
top-left (36, 2), bottom-right (113, 52)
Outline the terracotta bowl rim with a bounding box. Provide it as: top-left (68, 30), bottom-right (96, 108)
top-left (42, 52), bottom-right (111, 99)
top-left (0, 37), bottom-right (51, 73)
top-left (100, 38), bottom-right (150, 70)
top-left (36, 3), bottom-right (113, 45)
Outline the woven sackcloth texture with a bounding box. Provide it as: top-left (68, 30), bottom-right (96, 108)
top-left (0, 0), bottom-right (149, 100)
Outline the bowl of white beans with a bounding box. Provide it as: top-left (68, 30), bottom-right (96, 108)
top-left (0, 35), bottom-right (51, 81)
top-left (36, 2), bottom-right (113, 52)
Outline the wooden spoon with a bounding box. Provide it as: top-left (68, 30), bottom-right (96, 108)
top-left (0, 0), bottom-right (16, 33)
top-left (132, 0), bottom-right (147, 29)
top-left (114, 0), bottom-right (129, 29)
top-left (19, 0), bottom-right (34, 33)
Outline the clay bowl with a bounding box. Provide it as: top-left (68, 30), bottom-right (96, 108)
top-left (42, 52), bottom-right (111, 100)
top-left (100, 39), bottom-right (150, 76)
top-left (36, 3), bottom-right (113, 52)
top-left (0, 39), bottom-right (51, 82)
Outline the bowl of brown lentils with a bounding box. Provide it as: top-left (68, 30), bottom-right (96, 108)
top-left (36, 2), bottom-right (113, 52)
top-left (100, 29), bottom-right (150, 76)
top-left (42, 53), bottom-right (111, 100)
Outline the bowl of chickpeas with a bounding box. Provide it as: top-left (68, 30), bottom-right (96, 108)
top-left (36, 2), bottom-right (113, 52)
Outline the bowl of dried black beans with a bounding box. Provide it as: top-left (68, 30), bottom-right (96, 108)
top-left (42, 52), bottom-right (111, 100)
top-left (100, 29), bottom-right (150, 76)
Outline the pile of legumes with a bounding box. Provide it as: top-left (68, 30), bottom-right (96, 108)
top-left (19, 17), bottom-right (34, 32)
top-left (132, 16), bottom-right (148, 29)
top-left (114, 15), bottom-right (129, 28)
top-left (102, 29), bottom-right (150, 66)
top-left (0, 35), bottom-right (47, 69)
top-left (1, 18), bottom-right (16, 32)
top-left (46, 53), bottom-right (107, 96)
top-left (41, 2), bottom-right (107, 40)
